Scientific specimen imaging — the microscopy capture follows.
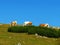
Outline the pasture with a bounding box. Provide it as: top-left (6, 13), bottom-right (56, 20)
top-left (0, 24), bottom-right (59, 45)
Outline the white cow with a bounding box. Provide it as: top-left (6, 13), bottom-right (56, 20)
top-left (10, 21), bottom-right (17, 26)
top-left (23, 21), bottom-right (32, 26)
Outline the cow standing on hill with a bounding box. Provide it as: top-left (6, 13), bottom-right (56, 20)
top-left (10, 21), bottom-right (17, 26)
top-left (39, 24), bottom-right (49, 27)
top-left (23, 21), bottom-right (32, 26)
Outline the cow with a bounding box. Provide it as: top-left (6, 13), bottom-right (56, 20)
top-left (10, 21), bottom-right (17, 26)
top-left (39, 24), bottom-right (49, 27)
top-left (23, 21), bottom-right (32, 26)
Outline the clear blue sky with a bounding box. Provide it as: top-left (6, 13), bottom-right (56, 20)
top-left (0, 0), bottom-right (60, 26)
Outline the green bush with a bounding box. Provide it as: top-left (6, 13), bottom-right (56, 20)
top-left (28, 26), bottom-right (37, 34)
top-left (8, 26), bottom-right (60, 38)
top-left (8, 26), bottom-right (28, 33)
top-left (58, 29), bottom-right (60, 37)
top-left (37, 27), bottom-right (59, 38)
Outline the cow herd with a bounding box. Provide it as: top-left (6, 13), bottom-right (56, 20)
top-left (10, 21), bottom-right (60, 30)
top-left (10, 21), bottom-right (32, 26)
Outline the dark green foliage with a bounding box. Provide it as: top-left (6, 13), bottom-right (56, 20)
top-left (8, 26), bottom-right (60, 38)
top-left (58, 29), bottom-right (60, 37)
top-left (28, 26), bottom-right (37, 34)
top-left (37, 27), bottom-right (59, 38)
top-left (8, 26), bottom-right (28, 33)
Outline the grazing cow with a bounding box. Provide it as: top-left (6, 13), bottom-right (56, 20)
top-left (10, 21), bottom-right (17, 26)
top-left (23, 21), bottom-right (32, 26)
top-left (39, 24), bottom-right (49, 27)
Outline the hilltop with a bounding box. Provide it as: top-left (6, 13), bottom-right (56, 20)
top-left (0, 24), bottom-right (59, 45)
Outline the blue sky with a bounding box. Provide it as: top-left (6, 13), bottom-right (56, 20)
top-left (0, 0), bottom-right (60, 26)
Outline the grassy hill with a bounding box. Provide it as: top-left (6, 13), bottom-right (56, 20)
top-left (0, 24), bottom-right (60, 45)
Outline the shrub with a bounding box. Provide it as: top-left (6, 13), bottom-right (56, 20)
top-left (36, 27), bottom-right (59, 38)
top-left (8, 26), bottom-right (27, 33)
top-left (28, 26), bottom-right (37, 34)
top-left (8, 26), bottom-right (60, 38)
top-left (58, 29), bottom-right (60, 37)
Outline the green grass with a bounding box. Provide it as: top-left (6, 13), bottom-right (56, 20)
top-left (0, 24), bottom-right (59, 45)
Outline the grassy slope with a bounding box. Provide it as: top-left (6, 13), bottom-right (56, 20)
top-left (0, 24), bottom-right (59, 45)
